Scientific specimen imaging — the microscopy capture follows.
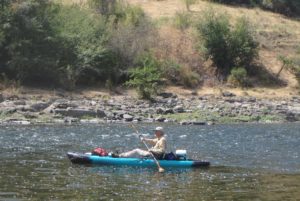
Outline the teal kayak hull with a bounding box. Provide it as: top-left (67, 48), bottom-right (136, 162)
top-left (67, 152), bottom-right (210, 168)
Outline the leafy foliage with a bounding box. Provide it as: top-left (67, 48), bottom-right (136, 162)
top-left (126, 54), bottom-right (162, 99)
top-left (197, 11), bottom-right (231, 77)
top-left (0, 0), bottom-right (64, 85)
top-left (278, 55), bottom-right (300, 87)
top-left (179, 66), bottom-right (202, 88)
top-left (0, 0), bottom-right (153, 89)
top-left (52, 5), bottom-right (111, 88)
top-left (228, 67), bottom-right (248, 87)
top-left (197, 10), bottom-right (258, 79)
top-left (159, 59), bottom-right (202, 88)
top-left (230, 18), bottom-right (258, 69)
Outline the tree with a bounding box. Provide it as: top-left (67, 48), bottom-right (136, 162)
top-left (1, 0), bottom-right (64, 85)
top-left (197, 10), bottom-right (258, 79)
top-left (126, 54), bottom-right (162, 99)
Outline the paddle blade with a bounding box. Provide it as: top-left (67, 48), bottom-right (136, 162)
top-left (158, 167), bottom-right (165, 173)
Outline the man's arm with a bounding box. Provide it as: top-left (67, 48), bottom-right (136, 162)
top-left (142, 138), bottom-right (157, 146)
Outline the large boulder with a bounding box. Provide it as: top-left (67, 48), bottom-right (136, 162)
top-left (156, 107), bottom-right (164, 114)
top-left (158, 92), bottom-right (174, 99)
top-left (30, 102), bottom-right (52, 112)
top-left (173, 105), bottom-right (185, 113)
top-left (192, 121), bottom-right (206, 125)
top-left (155, 115), bottom-right (166, 122)
top-left (54, 108), bottom-right (106, 118)
top-left (123, 114), bottom-right (133, 122)
top-left (285, 112), bottom-right (299, 122)
top-left (0, 93), bottom-right (3, 103)
top-left (222, 91), bottom-right (236, 97)
top-left (164, 108), bottom-right (174, 114)
top-left (14, 100), bottom-right (26, 105)
top-left (54, 101), bottom-right (78, 109)
top-left (179, 121), bottom-right (191, 125)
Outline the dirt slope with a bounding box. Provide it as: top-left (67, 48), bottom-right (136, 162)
top-left (60, 0), bottom-right (300, 98)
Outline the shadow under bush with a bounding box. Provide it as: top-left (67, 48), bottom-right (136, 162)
top-left (247, 63), bottom-right (287, 87)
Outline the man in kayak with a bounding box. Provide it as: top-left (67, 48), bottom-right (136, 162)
top-left (118, 127), bottom-right (166, 159)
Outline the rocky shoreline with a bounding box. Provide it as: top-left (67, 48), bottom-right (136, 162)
top-left (0, 91), bottom-right (300, 125)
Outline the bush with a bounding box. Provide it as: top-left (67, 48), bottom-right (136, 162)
top-left (160, 60), bottom-right (201, 88)
top-left (0, 0), bottom-right (64, 85)
top-left (126, 54), bottom-right (162, 99)
top-left (101, 1), bottom-right (156, 85)
top-left (278, 56), bottom-right (300, 87)
top-left (52, 5), bottom-right (111, 88)
top-left (1, 0), bottom-right (153, 88)
top-left (107, 19), bottom-right (157, 83)
top-left (230, 17), bottom-right (258, 69)
top-left (228, 67), bottom-right (248, 87)
top-left (179, 66), bottom-right (202, 88)
top-left (160, 60), bottom-right (182, 84)
top-left (197, 10), bottom-right (258, 79)
top-left (197, 11), bottom-right (232, 77)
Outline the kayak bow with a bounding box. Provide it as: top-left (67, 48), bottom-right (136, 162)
top-left (67, 152), bottom-right (210, 168)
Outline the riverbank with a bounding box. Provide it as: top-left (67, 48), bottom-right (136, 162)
top-left (1, 88), bottom-right (300, 125)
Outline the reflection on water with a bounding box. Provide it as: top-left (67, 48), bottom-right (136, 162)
top-left (0, 123), bottom-right (299, 200)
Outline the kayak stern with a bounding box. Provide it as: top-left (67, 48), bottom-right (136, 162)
top-left (67, 152), bottom-right (91, 164)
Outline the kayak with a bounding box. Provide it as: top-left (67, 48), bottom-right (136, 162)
top-left (67, 152), bottom-right (210, 168)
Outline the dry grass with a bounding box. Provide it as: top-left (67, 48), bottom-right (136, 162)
top-left (26, 0), bottom-right (300, 99)
top-left (127, 0), bottom-right (300, 92)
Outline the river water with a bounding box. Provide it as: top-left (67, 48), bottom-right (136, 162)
top-left (0, 123), bottom-right (299, 201)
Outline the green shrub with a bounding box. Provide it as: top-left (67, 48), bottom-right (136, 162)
top-left (197, 10), bottom-right (232, 77)
top-left (173, 11), bottom-right (192, 30)
top-left (230, 17), bottom-right (258, 69)
top-left (0, 0), bottom-right (64, 85)
top-left (52, 5), bottom-right (111, 87)
top-left (105, 3), bottom-right (156, 84)
top-left (161, 60), bottom-right (182, 84)
top-left (278, 56), bottom-right (300, 87)
top-left (179, 66), bottom-right (202, 88)
top-left (126, 54), bottom-right (162, 99)
top-left (0, 0), bottom-right (157, 89)
top-left (197, 10), bottom-right (258, 78)
top-left (0, 1), bottom-right (124, 88)
top-left (160, 60), bottom-right (201, 88)
top-left (121, 5), bottom-right (146, 27)
top-left (108, 23), bottom-right (157, 84)
top-left (228, 67), bottom-right (248, 87)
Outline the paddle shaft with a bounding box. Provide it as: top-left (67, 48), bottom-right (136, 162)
top-left (130, 125), bottom-right (165, 172)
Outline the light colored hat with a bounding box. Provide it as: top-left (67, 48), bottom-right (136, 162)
top-left (154, 127), bottom-right (164, 132)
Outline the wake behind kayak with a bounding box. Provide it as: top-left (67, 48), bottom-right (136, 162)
top-left (67, 152), bottom-right (210, 168)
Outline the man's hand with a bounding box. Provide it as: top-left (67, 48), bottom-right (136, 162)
top-left (138, 135), bottom-right (144, 141)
